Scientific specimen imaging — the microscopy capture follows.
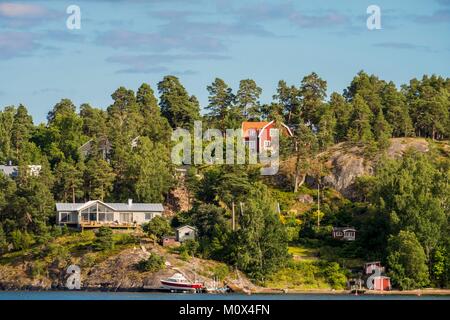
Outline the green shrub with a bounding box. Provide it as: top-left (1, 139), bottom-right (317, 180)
top-left (29, 260), bottom-right (47, 278)
top-left (10, 230), bottom-right (34, 251)
top-left (136, 253), bottom-right (165, 272)
top-left (179, 239), bottom-right (199, 257)
top-left (94, 227), bottom-right (114, 251)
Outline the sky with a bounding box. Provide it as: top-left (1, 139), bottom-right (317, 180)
top-left (0, 0), bottom-right (449, 124)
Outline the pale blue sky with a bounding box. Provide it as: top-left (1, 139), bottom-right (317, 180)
top-left (0, 0), bottom-right (449, 123)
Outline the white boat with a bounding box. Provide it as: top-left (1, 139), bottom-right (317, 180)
top-left (160, 273), bottom-right (203, 291)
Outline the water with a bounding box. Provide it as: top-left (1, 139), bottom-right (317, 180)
top-left (0, 291), bottom-right (449, 300)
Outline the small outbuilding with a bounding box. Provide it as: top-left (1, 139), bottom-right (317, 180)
top-left (370, 276), bottom-right (391, 291)
top-left (364, 261), bottom-right (385, 275)
top-left (162, 236), bottom-right (178, 247)
top-left (332, 227), bottom-right (356, 241)
top-left (176, 225), bottom-right (196, 243)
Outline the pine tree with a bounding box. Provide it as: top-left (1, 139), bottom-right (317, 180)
top-left (299, 72), bottom-right (327, 127)
top-left (158, 75), bottom-right (200, 129)
top-left (346, 95), bottom-right (374, 143)
top-left (136, 83), bottom-right (172, 143)
top-left (84, 158), bottom-right (115, 201)
top-left (329, 92), bottom-right (352, 142)
top-left (206, 78), bottom-right (234, 130)
top-left (236, 79), bottom-right (262, 121)
top-left (373, 110), bottom-right (392, 149)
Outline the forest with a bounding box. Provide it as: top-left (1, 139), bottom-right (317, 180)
top-left (0, 71), bottom-right (449, 289)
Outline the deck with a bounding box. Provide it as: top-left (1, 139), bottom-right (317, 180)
top-left (79, 221), bottom-right (138, 229)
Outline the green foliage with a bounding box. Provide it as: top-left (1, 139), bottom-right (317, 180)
top-left (10, 230), bottom-right (34, 251)
top-left (387, 230), bottom-right (429, 290)
top-left (158, 75), bottom-right (200, 129)
top-left (136, 253), bottom-right (165, 272)
top-left (94, 227), bottom-right (114, 251)
top-left (143, 216), bottom-right (172, 240)
top-left (179, 239), bottom-right (200, 258)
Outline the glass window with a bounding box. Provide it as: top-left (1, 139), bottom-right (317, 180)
top-left (269, 128), bottom-right (278, 137)
top-left (264, 140), bottom-right (271, 147)
top-left (120, 212), bottom-right (133, 223)
top-left (145, 213), bottom-right (153, 220)
top-left (248, 129), bottom-right (256, 136)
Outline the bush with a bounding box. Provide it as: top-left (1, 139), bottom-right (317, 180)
top-left (179, 239), bottom-right (199, 257)
top-left (143, 216), bottom-right (172, 240)
top-left (10, 230), bottom-right (34, 251)
top-left (29, 260), bottom-right (47, 278)
top-left (44, 243), bottom-right (70, 268)
top-left (113, 233), bottom-right (138, 246)
top-left (136, 253), bottom-right (165, 272)
top-left (94, 227), bottom-right (114, 251)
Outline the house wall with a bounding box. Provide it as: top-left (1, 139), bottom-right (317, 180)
top-left (57, 210), bottom-right (162, 225)
top-left (177, 227), bottom-right (196, 242)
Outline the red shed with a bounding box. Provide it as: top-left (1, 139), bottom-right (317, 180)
top-left (372, 276), bottom-right (391, 291)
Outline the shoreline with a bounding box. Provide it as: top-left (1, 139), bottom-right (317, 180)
top-left (2, 287), bottom-right (450, 296)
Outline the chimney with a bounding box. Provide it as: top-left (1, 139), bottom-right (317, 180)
top-left (128, 199), bottom-right (133, 206)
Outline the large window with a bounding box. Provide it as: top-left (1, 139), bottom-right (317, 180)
top-left (60, 212), bottom-right (77, 223)
top-left (120, 212), bottom-right (133, 223)
top-left (81, 202), bottom-right (114, 222)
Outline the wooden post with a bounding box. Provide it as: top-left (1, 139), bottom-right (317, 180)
top-left (239, 202), bottom-right (244, 216)
top-left (232, 201), bottom-right (235, 231)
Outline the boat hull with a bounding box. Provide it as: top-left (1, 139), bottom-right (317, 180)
top-left (160, 280), bottom-right (203, 290)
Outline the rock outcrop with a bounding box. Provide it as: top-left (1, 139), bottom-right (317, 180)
top-left (319, 138), bottom-right (430, 198)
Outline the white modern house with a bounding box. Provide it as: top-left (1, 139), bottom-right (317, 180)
top-left (56, 199), bottom-right (164, 229)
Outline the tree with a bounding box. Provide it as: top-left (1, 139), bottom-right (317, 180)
top-left (54, 161), bottom-right (84, 203)
top-left (299, 72), bottom-right (327, 126)
top-left (80, 104), bottom-right (108, 138)
top-left (236, 79), bottom-right (262, 121)
top-left (44, 99), bottom-right (85, 164)
top-left (206, 78), bottom-right (235, 130)
top-left (317, 104), bottom-right (336, 150)
top-left (11, 104), bottom-right (33, 161)
top-left (387, 230), bottom-right (429, 290)
top-left (381, 82), bottom-right (413, 137)
top-left (229, 185), bottom-right (289, 281)
top-left (158, 75), bottom-right (200, 129)
top-left (373, 110), bottom-right (392, 149)
top-left (0, 106), bottom-right (15, 163)
top-left (344, 71), bottom-right (385, 115)
top-left (273, 80), bottom-right (301, 125)
top-left (372, 152), bottom-right (447, 261)
top-left (136, 83), bottom-right (172, 143)
top-left (143, 216), bottom-right (172, 240)
top-left (84, 158), bottom-right (115, 201)
top-left (329, 92), bottom-right (352, 142)
top-left (127, 137), bottom-right (174, 203)
top-left (404, 75), bottom-right (449, 140)
top-left (346, 94), bottom-right (374, 144)
top-left (94, 226), bottom-right (114, 251)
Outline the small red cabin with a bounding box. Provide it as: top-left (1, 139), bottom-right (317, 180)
top-left (371, 276), bottom-right (391, 291)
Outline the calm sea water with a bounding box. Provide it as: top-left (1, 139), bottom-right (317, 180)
top-left (0, 291), bottom-right (449, 300)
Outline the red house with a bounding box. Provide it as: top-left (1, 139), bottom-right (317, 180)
top-left (241, 120), bottom-right (293, 152)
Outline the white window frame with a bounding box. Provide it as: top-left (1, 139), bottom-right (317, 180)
top-left (269, 128), bottom-right (278, 137)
